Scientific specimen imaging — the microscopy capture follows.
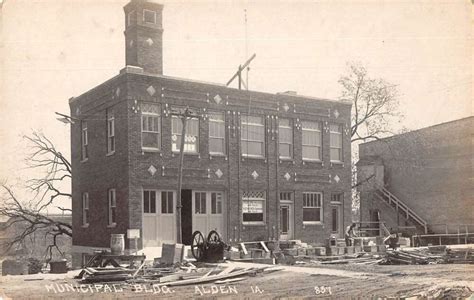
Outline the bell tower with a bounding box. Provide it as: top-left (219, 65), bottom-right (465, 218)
top-left (124, 0), bottom-right (164, 75)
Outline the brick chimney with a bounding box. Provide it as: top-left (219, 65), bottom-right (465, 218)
top-left (124, 0), bottom-right (164, 75)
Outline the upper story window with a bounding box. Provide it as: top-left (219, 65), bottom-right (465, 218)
top-left (209, 112), bottom-right (225, 155)
top-left (108, 189), bottom-right (116, 226)
top-left (241, 115), bottom-right (265, 157)
top-left (302, 121), bottom-right (321, 161)
top-left (141, 103), bottom-right (160, 150)
top-left (172, 116), bottom-right (199, 153)
top-left (303, 192), bottom-right (323, 223)
top-left (106, 110), bottom-right (115, 155)
top-left (143, 9), bottom-right (156, 24)
top-left (81, 121), bottom-right (88, 161)
top-left (127, 10), bottom-right (135, 27)
top-left (330, 124), bottom-right (343, 162)
top-left (82, 192), bottom-right (89, 226)
top-left (242, 191), bottom-right (266, 224)
top-left (278, 118), bottom-right (293, 159)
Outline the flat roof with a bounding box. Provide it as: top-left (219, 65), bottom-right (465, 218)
top-left (70, 66), bottom-right (351, 107)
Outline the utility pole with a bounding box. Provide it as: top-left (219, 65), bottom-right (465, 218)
top-left (171, 107), bottom-right (198, 244)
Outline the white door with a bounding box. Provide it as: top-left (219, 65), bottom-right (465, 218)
top-left (192, 191), bottom-right (225, 238)
top-left (331, 204), bottom-right (343, 238)
top-left (280, 203), bottom-right (293, 240)
top-left (143, 190), bottom-right (176, 247)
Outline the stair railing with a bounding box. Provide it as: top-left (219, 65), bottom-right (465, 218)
top-left (374, 185), bottom-right (428, 234)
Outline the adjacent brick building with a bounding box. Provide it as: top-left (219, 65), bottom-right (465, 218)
top-left (357, 117), bottom-right (473, 237)
top-left (70, 0), bottom-right (352, 263)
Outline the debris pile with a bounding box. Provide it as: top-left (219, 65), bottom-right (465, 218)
top-left (382, 246), bottom-right (474, 265)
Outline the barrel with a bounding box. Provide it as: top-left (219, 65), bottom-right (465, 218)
top-left (110, 234), bottom-right (125, 255)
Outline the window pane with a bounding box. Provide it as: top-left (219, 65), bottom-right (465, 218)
top-left (167, 192), bottom-right (173, 213)
top-left (303, 208), bottom-right (320, 222)
top-left (303, 146), bottom-right (319, 160)
top-left (330, 148), bottom-right (341, 161)
top-left (143, 132), bottom-right (159, 148)
top-left (209, 138), bottom-right (224, 154)
top-left (150, 191), bottom-right (156, 213)
top-left (279, 144), bottom-right (291, 158)
top-left (332, 208), bottom-right (338, 232)
top-left (144, 10), bottom-right (155, 23)
top-left (243, 213), bottom-right (263, 222)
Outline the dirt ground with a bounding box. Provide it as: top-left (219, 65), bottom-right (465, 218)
top-left (0, 263), bottom-right (473, 299)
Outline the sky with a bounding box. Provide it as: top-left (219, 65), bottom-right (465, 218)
top-left (0, 0), bottom-right (472, 212)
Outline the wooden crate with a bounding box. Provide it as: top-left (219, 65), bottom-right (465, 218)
top-left (345, 246), bottom-right (355, 254)
top-left (297, 248), bottom-right (307, 256)
top-left (315, 247), bottom-right (327, 256)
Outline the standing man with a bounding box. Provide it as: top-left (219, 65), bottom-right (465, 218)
top-left (345, 223), bottom-right (357, 246)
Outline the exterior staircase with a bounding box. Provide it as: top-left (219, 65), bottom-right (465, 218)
top-left (374, 186), bottom-right (428, 234)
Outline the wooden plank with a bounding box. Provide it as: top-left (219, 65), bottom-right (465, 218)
top-left (159, 274), bottom-right (183, 283)
top-left (260, 241), bottom-right (270, 253)
top-left (240, 243), bottom-right (248, 255)
top-left (132, 261), bottom-right (146, 278)
top-left (153, 268), bottom-right (258, 287)
top-left (215, 277), bottom-right (247, 284)
top-left (218, 266), bottom-right (236, 275)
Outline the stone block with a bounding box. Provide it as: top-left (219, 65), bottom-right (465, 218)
top-left (345, 246), bottom-right (355, 254)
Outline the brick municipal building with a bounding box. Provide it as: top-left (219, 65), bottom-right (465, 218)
top-left (70, 0), bottom-right (352, 263)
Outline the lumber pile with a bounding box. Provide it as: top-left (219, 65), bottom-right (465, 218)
top-left (77, 261), bottom-right (281, 286)
top-left (445, 248), bottom-right (474, 264)
top-left (381, 247), bottom-right (474, 265)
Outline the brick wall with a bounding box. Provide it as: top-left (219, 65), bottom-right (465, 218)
top-left (358, 117), bottom-right (474, 233)
top-left (71, 70), bottom-right (352, 252)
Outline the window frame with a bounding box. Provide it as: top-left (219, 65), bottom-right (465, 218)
top-left (106, 111), bottom-right (115, 155)
top-left (141, 105), bottom-right (161, 151)
top-left (171, 115), bottom-right (199, 154)
top-left (240, 115), bottom-right (265, 158)
top-left (302, 192), bottom-right (323, 224)
top-left (208, 111), bottom-right (226, 155)
top-left (108, 189), bottom-right (117, 227)
top-left (301, 121), bottom-right (322, 161)
top-left (194, 192), bottom-right (207, 215)
top-left (81, 120), bottom-right (88, 161)
top-left (211, 192), bottom-right (223, 215)
top-left (160, 191), bottom-right (174, 214)
top-left (242, 191), bottom-right (266, 225)
top-left (330, 124), bottom-right (343, 162)
top-left (278, 118), bottom-right (293, 159)
top-left (143, 9), bottom-right (156, 24)
top-left (127, 10), bottom-right (135, 27)
top-left (143, 190), bottom-right (157, 214)
top-left (82, 192), bottom-right (89, 227)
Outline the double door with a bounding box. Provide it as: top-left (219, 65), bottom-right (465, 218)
top-left (192, 191), bottom-right (225, 238)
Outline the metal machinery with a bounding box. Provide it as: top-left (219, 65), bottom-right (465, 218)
top-left (191, 230), bottom-right (227, 263)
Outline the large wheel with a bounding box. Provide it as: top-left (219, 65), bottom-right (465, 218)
top-left (207, 230), bottom-right (221, 244)
top-left (191, 231), bottom-right (206, 261)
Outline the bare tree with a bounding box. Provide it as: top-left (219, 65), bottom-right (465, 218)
top-left (0, 131), bottom-right (72, 261)
top-left (339, 63), bottom-right (402, 143)
top-left (340, 63), bottom-right (403, 217)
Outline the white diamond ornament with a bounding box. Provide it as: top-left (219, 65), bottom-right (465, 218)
top-left (213, 94), bottom-right (222, 104)
top-left (215, 169), bottom-right (223, 178)
top-left (147, 85), bottom-right (156, 96)
top-left (333, 109), bottom-right (340, 118)
top-left (283, 103), bottom-right (290, 112)
top-left (334, 175), bottom-right (340, 183)
top-left (148, 165), bottom-right (157, 176)
top-left (145, 38), bottom-right (154, 46)
top-left (251, 170), bottom-right (259, 180)
top-left (284, 172), bottom-right (291, 181)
